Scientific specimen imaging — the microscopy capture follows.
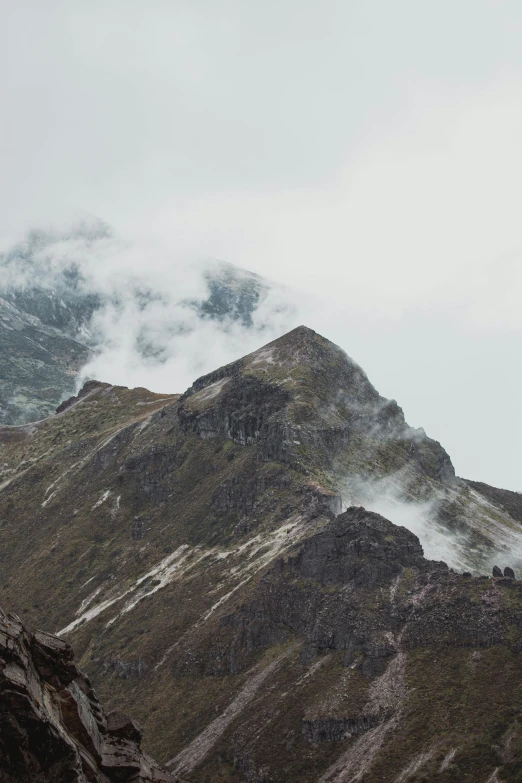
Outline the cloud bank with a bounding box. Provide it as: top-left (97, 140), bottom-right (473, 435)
top-left (1, 2), bottom-right (521, 489)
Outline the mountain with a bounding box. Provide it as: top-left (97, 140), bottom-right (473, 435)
top-left (0, 222), bottom-right (289, 426)
top-left (0, 290), bottom-right (92, 425)
top-left (1, 326), bottom-right (522, 781)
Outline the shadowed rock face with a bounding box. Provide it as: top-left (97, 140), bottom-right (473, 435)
top-left (294, 506), bottom-right (424, 587)
top-left (179, 375), bottom-right (294, 465)
top-left (166, 506), bottom-right (522, 781)
top-left (0, 607), bottom-right (177, 783)
top-left (216, 505), bottom-right (518, 666)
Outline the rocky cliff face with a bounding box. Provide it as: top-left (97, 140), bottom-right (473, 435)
top-left (171, 507), bottom-right (522, 782)
top-left (0, 607), bottom-right (176, 783)
top-left (1, 326), bottom-right (522, 782)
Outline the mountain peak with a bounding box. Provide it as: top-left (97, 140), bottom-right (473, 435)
top-left (2, 327), bottom-right (522, 780)
top-left (247, 323), bottom-right (351, 362)
top-left (183, 324), bottom-right (367, 403)
top-left (260, 323), bottom-right (326, 348)
top-left (179, 325), bottom-right (454, 503)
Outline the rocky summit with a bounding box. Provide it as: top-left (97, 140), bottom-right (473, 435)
top-left (1, 326), bottom-right (522, 781)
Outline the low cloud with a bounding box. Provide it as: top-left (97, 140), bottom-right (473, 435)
top-left (1, 201), bottom-right (521, 491)
top-left (341, 472), bottom-right (522, 577)
top-left (79, 273), bottom-right (298, 394)
top-left (0, 219), bottom-right (301, 395)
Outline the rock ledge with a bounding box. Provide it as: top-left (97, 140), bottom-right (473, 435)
top-left (0, 607), bottom-right (178, 783)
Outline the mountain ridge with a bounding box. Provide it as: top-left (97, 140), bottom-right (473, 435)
top-left (1, 325), bottom-right (522, 780)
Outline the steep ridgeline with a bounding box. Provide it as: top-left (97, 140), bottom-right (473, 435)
top-left (0, 607), bottom-right (177, 782)
top-left (0, 327), bottom-right (522, 781)
top-left (0, 222), bottom-right (281, 425)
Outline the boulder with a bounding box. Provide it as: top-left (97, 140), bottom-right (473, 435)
top-left (107, 710), bottom-right (143, 743)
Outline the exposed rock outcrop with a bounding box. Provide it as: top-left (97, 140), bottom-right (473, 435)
top-left (168, 507), bottom-right (522, 781)
top-left (0, 607), bottom-right (177, 783)
top-left (291, 506), bottom-right (425, 587)
top-left (198, 505), bottom-right (522, 684)
top-left (178, 374), bottom-right (295, 467)
top-left (56, 380), bottom-right (110, 414)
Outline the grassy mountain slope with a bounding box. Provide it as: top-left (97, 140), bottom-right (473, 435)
top-left (1, 326), bottom-right (522, 781)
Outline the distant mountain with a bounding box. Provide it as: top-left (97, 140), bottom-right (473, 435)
top-left (2, 326), bottom-right (522, 781)
top-left (0, 220), bottom-right (289, 425)
top-left (0, 292), bottom-right (91, 424)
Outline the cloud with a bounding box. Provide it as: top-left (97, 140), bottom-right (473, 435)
top-left (142, 85), bottom-right (522, 331)
top-left (78, 263), bottom-right (298, 393)
top-left (1, 2), bottom-right (521, 490)
top-left (0, 218), bottom-right (300, 394)
top-left (341, 472), bottom-right (522, 577)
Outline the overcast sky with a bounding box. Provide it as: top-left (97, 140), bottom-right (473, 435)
top-left (1, 1), bottom-right (521, 490)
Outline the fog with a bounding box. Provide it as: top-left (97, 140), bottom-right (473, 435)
top-left (341, 472), bottom-right (522, 576)
top-left (1, 1), bottom-right (521, 490)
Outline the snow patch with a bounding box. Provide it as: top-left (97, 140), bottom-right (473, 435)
top-left (92, 490), bottom-right (111, 510)
top-left (439, 748), bottom-right (457, 773)
top-left (58, 545), bottom-right (194, 636)
top-left (155, 516), bottom-right (306, 671)
top-left (58, 592), bottom-right (131, 636)
top-left (395, 748), bottom-right (436, 782)
top-left (41, 489), bottom-right (59, 508)
top-left (107, 546), bottom-right (208, 625)
top-left (135, 416), bottom-right (152, 432)
top-left (248, 346), bottom-right (276, 366)
top-left (40, 462), bottom-right (81, 507)
top-left (136, 397), bottom-right (176, 406)
top-left (77, 585), bottom-right (104, 615)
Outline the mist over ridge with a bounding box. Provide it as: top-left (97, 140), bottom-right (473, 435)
top-left (0, 218), bottom-right (300, 424)
top-left (0, 215), bottom-right (520, 493)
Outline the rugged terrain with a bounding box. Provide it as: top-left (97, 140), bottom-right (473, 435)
top-left (0, 606), bottom-right (176, 782)
top-left (1, 326), bottom-right (522, 782)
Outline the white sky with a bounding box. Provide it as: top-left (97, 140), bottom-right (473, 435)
top-left (1, 1), bottom-right (521, 490)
